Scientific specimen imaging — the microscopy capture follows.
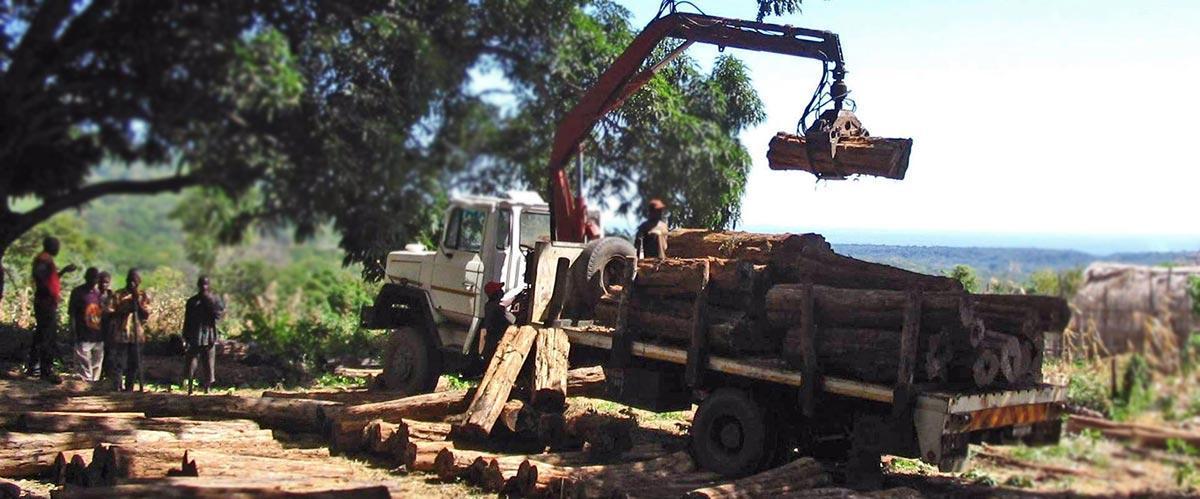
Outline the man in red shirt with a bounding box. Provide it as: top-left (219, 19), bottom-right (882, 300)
top-left (27, 237), bottom-right (77, 382)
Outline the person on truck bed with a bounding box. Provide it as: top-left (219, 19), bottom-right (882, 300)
top-left (480, 281), bottom-right (514, 362)
top-left (182, 275), bottom-right (224, 395)
top-left (635, 198), bottom-right (669, 259)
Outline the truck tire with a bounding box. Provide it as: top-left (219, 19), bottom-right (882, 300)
top-left (690, 388), bottom-right (770, 477)
top-left (380, 327), bottom-right (442, 396)
top-left (573, 236), bottom-right (635, 308)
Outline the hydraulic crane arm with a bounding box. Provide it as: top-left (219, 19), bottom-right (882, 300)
top-left (548, 12), bottom-right (849, 242)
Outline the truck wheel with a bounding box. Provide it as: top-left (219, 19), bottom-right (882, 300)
top-left (847, 414), bottom-right (884, 490)
top-left (573, 236), bottom-right (635, 307)
top-left (690, 388), bottom-right (770, 477)
top-left (380, 327), bottom-right (441, 396)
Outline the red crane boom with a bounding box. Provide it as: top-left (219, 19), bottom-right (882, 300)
top-left (547, 12), bottom-right (850, 242)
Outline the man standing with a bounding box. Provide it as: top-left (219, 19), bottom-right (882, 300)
top-left (27, 236), bottom-right (77, 382)
top-left (634, 198), bottom-right (669, 259)
top-left (68, 267), bottom-right (105, 382)
top-left (109, 269), bottom-right (150, 392)
top-left (96, 271), bottom-right (116, 382)
top-left (182, 276), bottom-right (224, 395)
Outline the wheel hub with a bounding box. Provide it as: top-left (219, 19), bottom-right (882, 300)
top-left (717, 420), bottom-right (744, 450)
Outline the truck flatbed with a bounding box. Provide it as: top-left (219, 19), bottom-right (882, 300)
top-left (562, 324), bottom-right (1065, 470)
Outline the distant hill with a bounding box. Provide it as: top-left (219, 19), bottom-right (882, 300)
top-left (832, 243), bottom-right (1199, 280)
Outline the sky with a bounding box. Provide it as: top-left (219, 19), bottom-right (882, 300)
top-left (606, 0), bottom-right (1200, 253)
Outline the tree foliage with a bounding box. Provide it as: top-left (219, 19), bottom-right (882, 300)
top-left (945, 264), bottom-right (981, 293)
top-left (1, 0), bottom-right (788, 290)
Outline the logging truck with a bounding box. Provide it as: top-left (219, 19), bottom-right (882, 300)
top-left (361, 11), bottom-right (1066, 480)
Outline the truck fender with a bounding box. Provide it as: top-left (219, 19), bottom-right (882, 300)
top-left (362, 283), bottom-right (441, 348)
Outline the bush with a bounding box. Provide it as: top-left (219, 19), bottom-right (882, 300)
top-left (1067, 360), bottom-right (1113, 416)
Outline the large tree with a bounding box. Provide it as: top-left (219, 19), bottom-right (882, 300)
top-left (0, 0), bottom-right (803, 294)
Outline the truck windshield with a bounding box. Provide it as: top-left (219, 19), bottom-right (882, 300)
top-left (519, 211), bottom-right (551, 248)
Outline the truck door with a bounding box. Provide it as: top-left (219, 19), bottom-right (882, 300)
top-left (431, 207), bottom-right (486, 324)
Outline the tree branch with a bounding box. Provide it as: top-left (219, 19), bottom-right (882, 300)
top-left (12, 174), bottom-right (204, 238)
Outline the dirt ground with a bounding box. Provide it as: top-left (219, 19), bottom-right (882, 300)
top-left (4, 361), bottom-right (1200, 498)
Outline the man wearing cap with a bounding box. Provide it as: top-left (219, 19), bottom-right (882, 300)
top-left (635, 198), bottom-right (669, 259)
top-left (479, 281), bottom-right (514, 362)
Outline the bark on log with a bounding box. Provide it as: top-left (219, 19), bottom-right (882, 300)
top-left (531, 328), bottom-right (571, 412)
top-left (684, 457), bottom-right (831, 498)
top-left (457, 325), bottom-right (539, 439)
top-left (635, 259), bottom-right (710, 296)
top-left (973, 293), bottom-right (1070, 333)
top-left (331, 389), bottom-right (471, 449)
top-left (258, 390), bottom-right (404, 405)
top-left (1066, 415), bottom-right (1200, 449)
top-left (668, 230), bottom-right (833, 264)
top-left (766, 131), bottom-right (913, 180)
top-left (766, 284), bottom-right (968, 330)
top-left (104, 444), bottom-right (337, 481)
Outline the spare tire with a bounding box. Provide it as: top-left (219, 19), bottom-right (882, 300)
top-left (572, 236), bottom-right (636, 309)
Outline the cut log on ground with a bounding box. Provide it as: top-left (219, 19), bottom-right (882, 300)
top-left (0, 429), bottom-right (271, 478)
top-left (564, 408), bottom-right (636, 457)
top-left (403, 441), bottom-right (456, 472)
top-left (331, 389), bottom-right (471, 449)
top-left (259, 389), bottom-right (405, 405)
top-left (1067, 415), bottom-right (1200, 449)
top-left (766, 131), bottom-right (912, 181)
top-left (566, 366), bottom-right (607, 398)
top-left (48, 478), bottom-right (390, 498)
top-left (457, 325), bottom-right (539, 439)
top-left (684, 457), bottom-right (831, 498)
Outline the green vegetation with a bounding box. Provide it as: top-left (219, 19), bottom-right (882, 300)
top-left (945, 264), bottom-right (980, 293)
top-left (0, 1), bottom-right (795, 289)
top-left (1064, 360), bottom-right (1114, 416)
top-left (1010, 429), bottom-right (1106, 467)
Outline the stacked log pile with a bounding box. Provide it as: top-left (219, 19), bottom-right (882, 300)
top-left (595, 230), bottom-right (1069, 390)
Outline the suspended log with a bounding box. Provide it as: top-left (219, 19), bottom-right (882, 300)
top-left (684, 457), bottom-right (831, 498)
top-left (531, 328), bottom-right (571, 412)
top-left (766, 131), bottom-right (913, 180)
top-left (457, 325), bottom-right (539, 439)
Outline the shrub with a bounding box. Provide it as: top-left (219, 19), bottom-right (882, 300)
top-left (1067, 360), bottom-right (1113, 416)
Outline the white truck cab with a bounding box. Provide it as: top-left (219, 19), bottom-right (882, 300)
top-left (364, 191), bottom-right (631, 394)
